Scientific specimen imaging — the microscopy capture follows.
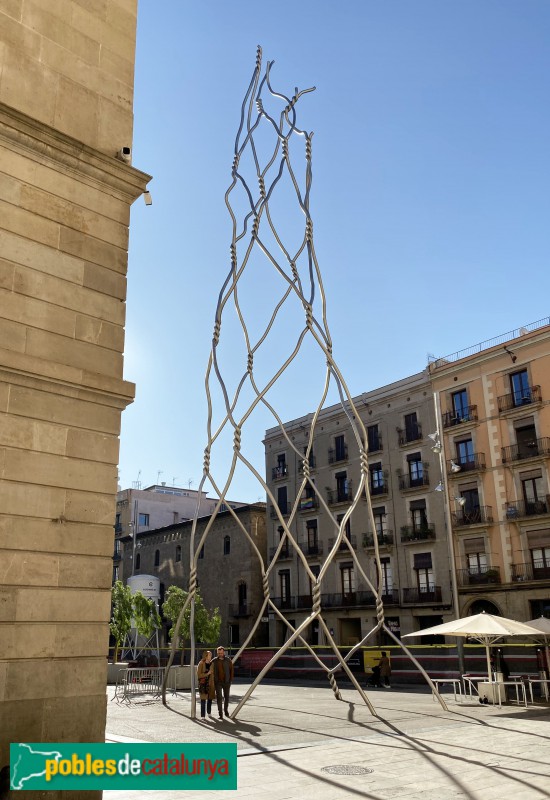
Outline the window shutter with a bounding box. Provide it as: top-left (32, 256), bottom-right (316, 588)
top-left (413, 552), bottom-right (432, 569)
top-left (463, 537), bottom-right (485, 554)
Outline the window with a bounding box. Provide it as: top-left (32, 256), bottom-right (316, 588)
top-left (522, 475), bottom-right (546, 513)
top-left (154, 549), bottom-right (160, 567)
top-left (467, 552), bottom-right (487, 573)
top-left (407, 452), bottom-right (424, 486)
top-left (404, 412), bottom-right (420, 442)
top-left (530, 599), bottom-right (550, 618)
top-left (277, 485), bottom-right (288, 514)
top-left (367, 424), bottom-right (381, 452)
top-left (340, 563), bottom-right (355, 598)
top-left (114, 539), bottom-right (121, 556)
top-left (370, 463), bottom-right (385, 494)
top-left (335, 471), bottom-right (350, 502)
top-left (135, 553), bottom-right (141, 570)
top-left (456, 438), bottom-right (474, 467)
top-left (410, 500), bottom-right (427, 533)
top-left (274, 453), bottom-right (287, 479)
top-left (224, 535), bottom-right (231, 555)
top-left (335, 434), bottom-right (346, 461)
top-left (510, 369), bottom-right (531, 406)
top-left (532, 547), bottom-right (550, 576)
top-left (459, 488), bottom-right (481, 522)
top-left (277, 525), bottom-right (289, 557)
top-left (303, 445), bottom-right (315, 467)
top-left (373, 507), bottom-right (387, 536)
top-left (112, 565), bottom-right (119, 582)
top-left (175, 545), bottom-right (181, 562)
top-left (228, 623), bottom-right (240, 645)
top-left (115, 513), bottom-right (121, 531)
top-left (515, 421), bottom-right (537, 458)
top-left (414, 552), bottom-right (433, 593)
top-left (279, 570), bottom-right (291, 608)
top-left (138, 513), bottom-right (149, 527)
top-left (306, 519), bottom-right (319, 553)
top-left (238, 581), bottom-right (247, 612)
top-left (452, 389), bottom-right (469, 421)
top-left (379, 556), bottom-right (392, 596)
top-left (336, 513), bottom-right (351, 539)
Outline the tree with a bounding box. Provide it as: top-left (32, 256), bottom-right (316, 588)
top-left (162, 586), bottom-right (221, 665)
top-left (109, 580), bottom-right (133, 663)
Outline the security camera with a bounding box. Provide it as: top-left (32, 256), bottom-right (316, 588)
top-left (116, 146), bottom-right (132, 164)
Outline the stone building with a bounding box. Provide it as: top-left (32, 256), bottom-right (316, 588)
top-left (113, 484), bottom-right (246, 582)
top-left (0, 1), bottom-right (149, 786)
top-left (429, 318), bottom-right (550, 622)
top-left (264, 371), bottom-right (455, 647)
top-left (120, 503), bottom-right (268, 649)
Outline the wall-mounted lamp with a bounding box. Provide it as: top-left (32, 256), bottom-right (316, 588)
top-left (435, 482), bottom-right (444, 492)
top-left (504, 346), bottom-right (517, 364)
top-left (454, 496), bottom-right (466, 507)
top-left (428, 431), bottom-right (442, 454)
top-left (450, 460), bottom-right (462, 473)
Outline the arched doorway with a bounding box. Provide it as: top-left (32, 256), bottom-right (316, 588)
top-left (468, 599), bottom-right (501, 615)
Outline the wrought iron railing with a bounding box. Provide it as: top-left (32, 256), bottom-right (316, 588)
top-left (447, 452), bottom-right (486, 473)
top-left (505, 496), bottom-right (550, 519)
top-left (328, 445), bottom-right (348, 463)
top-left (512, 562), bottom-right (550, 582)
top-left (400, 524), bottom-right (436, 542)
top-left (456, 567), bottom-right (501, 587)
top-left (452, 506), bottom-right (493, 526)
top-left (369, 481), bottom-right (388, 496)
top-left (398, 426), bottom-right (422, 446)
top-left (323, 591), bottom-right (375, 608)
top-left (270, 502), bottom-right (292, 518)
top-left (501, 437), bottom-right (550, 464)
top-left (271, 596), bottom-right (295, 610)
top-left (326, 484), bottom-right (353, 504)
top-left (328, 535), bottom-right (357, 551)
top-left (363, 531), bottom-right (394, 547)
top-left (398, 473), bottom-right (429, 491)
top-left (497, 384), bottom-right (541, 412)
top-left (269, 545), bottom-right (292, 560)
top-left (299, 541), bottom-right (324, 557)
top-left (442, 405), bottom-right (478, 428)
top-left (272, 464), bottom-right (288, 480)
top-left (401, 586), bottom-right (442, 604)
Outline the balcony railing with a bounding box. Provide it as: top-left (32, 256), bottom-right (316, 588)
top-left (452, 506), bottom-right (493, 526)
top-left (280, 590), bottom-right (398, 611)
top-left (269, 545), bottom-right (292, 561)
top-left (381, 589), bottom-right (400, 605)
top-left (501, 437), bottom-right (550, 464)
top-left (228, 603), bottom-right (252, 617)
top-left (401, 586), bottom-right (442, 604)
top-left (505, 496), bottom-right (550, 519)
top-left (328, 445), bottom-right (348, 464)
top-left (326, 483), bottom-right (353, 504)
top-left (298, 495), bottom-right (319, 511)
top-left (272, 464), bottom-right (288, 480)
top-left (272, 596), bottom-right (296, 610)
top-left (456, 567), bottom-right (501, 587)
top-left (400, 524), bottom-right (436, 542)
top-left (447, 452), bottom-right (486, 473)
top-left (298, 455), bottom-right (317, 473)
top-left (497, 384), bottom-right (541, 412)
top-left (270, 502), bottom-right (292, 518)
top-left (369, 481), bottom-right (388, 496)
top-left (512, 562), bottom-right (550, 582)
top-left (442, 405), bottom-right (478, 428)
top-left (398, 473), bottom-right (430, 491)
top-left (363, 531), bottom-right (394, 547)
top-left (398, 426), bottom-right (422, 446)
top-left (328, 535), bottom-right (357, 551)
top-left (323, 591), bottom-right (375, 608)
top-left (299, 541), bottom-right (324, 557)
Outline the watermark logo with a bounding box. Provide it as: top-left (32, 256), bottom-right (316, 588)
top-left (10, 743), bottom-right (237, 791)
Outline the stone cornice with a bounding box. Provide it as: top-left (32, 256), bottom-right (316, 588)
top-left (0, 346), bottom-right (135, 410)
top-left (0, 102), bottom-right (152, 203)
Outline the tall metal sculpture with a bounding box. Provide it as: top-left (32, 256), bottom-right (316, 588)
top-left (162, 47), bottom-right (448, 715)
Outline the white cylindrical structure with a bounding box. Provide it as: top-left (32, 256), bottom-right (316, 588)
top-left (127, 574), bottom-right (160, 602)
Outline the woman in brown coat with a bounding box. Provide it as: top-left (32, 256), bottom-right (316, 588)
top-left (197, 650), bottom-right (215, 718)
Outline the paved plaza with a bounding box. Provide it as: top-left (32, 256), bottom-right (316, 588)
top-left (104, 679), bottom-right (550, 799)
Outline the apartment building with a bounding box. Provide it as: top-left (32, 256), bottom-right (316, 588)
top-left (120, 504), bottom-right (268, 648)
top-left (113, 484), bottom-right (246, 582)
top-left (429, 319), bottom-right (550, 622)
top-left (264, 371), bottom-right (456, 647)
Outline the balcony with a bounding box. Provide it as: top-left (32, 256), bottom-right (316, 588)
top-left (456, 567), bottom-right (501, 587)
top-left (328, 534), bottom-right (358, 551)
top-left (447, 453), bottom-right (486, 473)
top-left (501, 437), bottom-right (550, 464)
top-left (328, 445), bottom-right (348, 464)
top-left (323, 591), bottom-right (375, 608)
top-left (398, 473), bottom-right (430, 491)
top-left (326, 483), bottom-right (353, 505)
top-left (298, 495), bottom-right (319, 512)
top-left (400, 524), bottom-right (436, 542)
top-left (497, 385), bottom-right (542, 413)
top-left (442, 405), bottom-right (478, 428)
top-left (299, 541), bottom-right (324, 557)
top-left (452, 506), bottom-right (493, 526)
top-left (269, 545), bottom-right (293, 561)
top-left (512, 562), bottom-right (550, 582)
top-left (270, 502), bottom-right (292, 519)
top-left (369, 481), bottom-right (388, 497)
top-left (402, 586), bottom-right (443, 604)
top-left (381, 589), bottom-right (400, 605)
top-left (505, 496), bottom-right (550, 519)
top-left (114, 522), bottom-right (122, 534)
top-left (398, 426), bottom-right (422, 446)
top-left (363, 531), bottom-right (394, 548)
top-left (298, 455), bottom-right (316, 473)
top-left (272, 464), bottom-right (288, 480)
top-left (272, 596), bottom-right (296, 610)
top-left (229, 603), bottom-right (252, 617)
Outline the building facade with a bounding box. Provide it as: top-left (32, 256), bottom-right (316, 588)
top-left (120, 504), bottom-right (268, 649)
top-left (264, 371), bottom-right (456, 647)
top-left (430, 319), bottom-right (550, 622)
top-left (0, 1), bottom-right (149, 785)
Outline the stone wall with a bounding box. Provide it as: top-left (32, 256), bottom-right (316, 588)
top-left (0, 2), bottom-right (150, 795)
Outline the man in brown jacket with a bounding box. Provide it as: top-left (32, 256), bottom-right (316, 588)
top-left (211, 645), bottom-right (234, 719)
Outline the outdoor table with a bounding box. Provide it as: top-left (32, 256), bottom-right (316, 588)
top-left (479, 680), bottom-right (527, 708)
top-left (462, 674), bottom-right (490, 698)
top-left (430, 678), bottom-right (462, 702)
top-left (527, 678), bottom-right (550, 704)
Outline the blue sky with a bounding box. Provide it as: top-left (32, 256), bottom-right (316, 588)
top-left (119, 0), bottom-right (550, 500)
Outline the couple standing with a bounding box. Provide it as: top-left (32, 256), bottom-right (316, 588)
top-left (197, 646), bottom-right (234, 720)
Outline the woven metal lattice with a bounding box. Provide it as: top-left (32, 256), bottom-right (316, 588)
top-left (161, 47), bottom-right (447, 718)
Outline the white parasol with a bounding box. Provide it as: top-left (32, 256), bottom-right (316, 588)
top-left (524, 616), bottom-right (550, 674)
top-left (403, 611), bottom-right (541, 682)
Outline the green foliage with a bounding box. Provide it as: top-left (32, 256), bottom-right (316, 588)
top-left (110, 581), bottom-right (162, 662)
top-left (162, 586), bottom-right (222, 663)
top-left (133, 592), bottom-right (162, 638)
